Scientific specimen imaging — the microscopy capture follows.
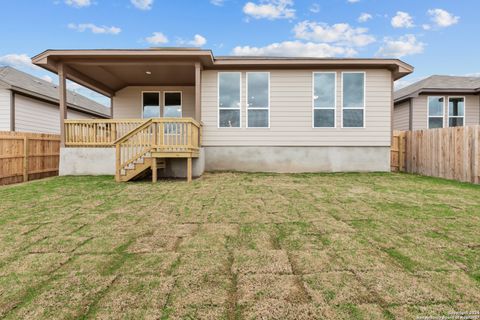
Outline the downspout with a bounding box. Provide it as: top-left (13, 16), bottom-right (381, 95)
top-left (408, 98), bottom-right (413, 131)
top-left (10, 91), bottom-right (15, 131)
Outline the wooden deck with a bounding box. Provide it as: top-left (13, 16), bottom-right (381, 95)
top-left (64, 118), bottom-right (202, 182)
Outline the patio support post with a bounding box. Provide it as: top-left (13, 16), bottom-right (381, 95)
top-left (58, 63), bottom-right (67, 147)
top-left (195, 63), bottom-right (202, 121)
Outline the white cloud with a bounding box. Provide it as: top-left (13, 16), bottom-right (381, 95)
top-left (0, 53), bottom-right (39, 70)
top-left (358, 13), bottom-right (372, 23)
top-left (210, 0), bottom-right (224, 5)
top-left (189, 34), bottom-right (207, 47)
top-left (376, 34), bottom-right (425, 58)
top-left (68, 23), bottom-right (121, 35)
top-left (293, 21), bottom-right (375, 47)
top-left (232, 41), bottom-right (357, 57)
top-left (145, 32), bottom-right (169, 45)
top-left (243, 0), bottom-right (295, 20)
top-left (309, 3), bottom-right (320, 13)
top-left (41, 75), bottom-right (53, 83)
top-left (131, 0), bottom-right (153, 10)
top-left (391, 11), bottom-right (414, 28)
top-left (427, 9), bottom-right (459, 27)
top-left (422, 24), bottom-right (431, 30)
top-left (64, 0), bottom-right (91, 8)
top-left (347, 0), bottom-right (360, 3)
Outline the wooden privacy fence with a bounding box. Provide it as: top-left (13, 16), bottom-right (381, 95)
top-left (0, 131), bottom-right (60, 186)
top-left (391, 126), bottom-right (480, 184)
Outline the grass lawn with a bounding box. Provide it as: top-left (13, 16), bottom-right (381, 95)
top-left (0, 172), bottom-right (479, 319)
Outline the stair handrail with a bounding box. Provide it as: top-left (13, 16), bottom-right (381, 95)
top-left (113, 118), bottom-right (153, 145)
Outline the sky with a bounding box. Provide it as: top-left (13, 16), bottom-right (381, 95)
top-left (0, 0), bottom-right (476, 105)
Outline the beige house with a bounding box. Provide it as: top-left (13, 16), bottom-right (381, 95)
top-left (32, 48), bottom-right (413, 181)
top-left (0, 66), bottom-right (110, 133)
top-left (394, 75), bottom-right (480, 131)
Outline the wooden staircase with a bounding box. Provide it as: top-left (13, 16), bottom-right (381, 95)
top-left (113, 118), bottom-right (201, 183)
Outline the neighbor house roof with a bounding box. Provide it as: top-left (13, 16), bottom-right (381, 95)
top-left (0, 66), bottom-right (110, 118)
top-left (394, 75), bottom-right (480, 103)
top-left (31, 48), bottom-right (414, 95)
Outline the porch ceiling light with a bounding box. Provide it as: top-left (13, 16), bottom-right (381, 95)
top-left (146, 71), bottom-right (152, 75)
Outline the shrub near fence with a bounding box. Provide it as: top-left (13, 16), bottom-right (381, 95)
top-left (392, 126), bottom-right (480, 184)
top-left (0, 131), bottom-right (60, 186)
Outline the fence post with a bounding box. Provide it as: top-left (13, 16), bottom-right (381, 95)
top-left (23, 136), bottom-right (29, 182)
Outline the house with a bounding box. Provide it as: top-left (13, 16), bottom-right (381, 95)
top-left (0, 66), bottom-right (110, 134)
top-left (31, 48), bottom-right (413, 182)
top-left (394, 75), bottom-right (480, 131)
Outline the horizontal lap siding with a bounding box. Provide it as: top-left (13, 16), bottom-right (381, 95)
top-left (113, 86), bottom-right (195, 119)
top-left (393, 100), bottom-right (410, 130)
top-left (0, 89), bottom-right (11, 131)
top-left (412, 94), bottom-right (480, 130)
top-left (201, 69), bottom-right (392, 146)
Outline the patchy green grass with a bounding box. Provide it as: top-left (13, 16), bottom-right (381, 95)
top-left (0, 172), bottom-right (479, 319)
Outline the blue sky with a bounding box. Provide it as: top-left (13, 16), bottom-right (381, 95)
top-left (0, 0), bottom-right (475, 104)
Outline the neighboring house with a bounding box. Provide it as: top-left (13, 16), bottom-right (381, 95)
top-left (0, 66), bottom-right (110, 134)
top-left (394, 75), bottom-right (480, 131)
top-left (32, 48), bottom-right (413, 181)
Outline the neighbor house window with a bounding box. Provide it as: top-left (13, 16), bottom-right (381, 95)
top-left (218, 72), bottom-right (241, 127)
top-left (342, 72), bottom-right (365, 128)
top-left (142, 92), bottom-right (160, 118)
top-left (428, 96), bottom-right (444, 128)
top-left (448, 97), bottom-right (464, 127)
top-left (164, 92), bottom-right (182, 118)
top-left (313, 72), bottom-right (336, 128)
top-left (247, 72), bottom-right (269, 128)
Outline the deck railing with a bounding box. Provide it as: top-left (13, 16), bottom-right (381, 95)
top-left (64, 118), bottom-right (202, 149)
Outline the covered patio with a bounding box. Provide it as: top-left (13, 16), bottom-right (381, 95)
top-left (32, 49), bottom-right (212, 182)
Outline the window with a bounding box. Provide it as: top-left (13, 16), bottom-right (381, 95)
top-left (313, 72), bottom-right (336, 128)
top-left (428, 96), bottom-right (444, 128)
top-left (218, 72), bottom-right (241, 128)
top-left (164, 92), bottom-right (182, 118)
top-left (448, 97), bottom-right (464, 127)
top-left (142, 92), bottom-right (160, 118)
top-left (342, 72), bottom-right (365, 128)
top-left (247, 72), bottom-right (269, 128)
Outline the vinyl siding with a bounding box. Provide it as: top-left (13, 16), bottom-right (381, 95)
top-left (412, 94), bottom-right (480, 130)
top-left (0, 89), bottom-right (11, 131)
top-left (393, 100), bottom-right (410, 130)
top-left (113, 86), bottom-right (195, 119)
top-left (14, 94), bottom-right (97, 134)
top-left (201, 69), bottom-right (393, 147)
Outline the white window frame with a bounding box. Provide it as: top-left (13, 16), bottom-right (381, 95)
top-left (217, 72), bottom-right (242, 128)
top-left (163, 91), bottom-right (183, 118)
top-left (447, 96), bottom-right (465, 127)
top-left (246, 72), bottom-right (270, 129)
top-left (141, 91), bottom-right (161, 119)
top-left (427, 96), bottom-right (445, 129)
top-left (312, 71), bottom-right (337, 128)
top-left (341, 72), bottom-right (366, 129)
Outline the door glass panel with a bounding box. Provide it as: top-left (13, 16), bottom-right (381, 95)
top-left (143, 92), bottom-right (160, 118)
top-left (164, 92), bottom-right (182, 118)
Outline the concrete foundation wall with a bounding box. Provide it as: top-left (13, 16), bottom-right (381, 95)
top-left (59, 147), bottom-right (205, 178)
top-left (60, 148), bottom-right (116, 176)
top-left (204, 146), bottom-right (390, 172)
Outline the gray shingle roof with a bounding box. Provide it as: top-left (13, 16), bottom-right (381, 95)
top-left (0, 66), bottom-right (110, 117)
top-left (395, 75), bottom-right (480, 102)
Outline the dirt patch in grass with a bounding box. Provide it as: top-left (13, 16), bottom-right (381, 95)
top-left (0, 253), bottom-right (70, 276)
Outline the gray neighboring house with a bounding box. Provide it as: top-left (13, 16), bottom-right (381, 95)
top-left (394, 75), bottom-right (480, 131)
top-left (0, 66), bottom-right (110, 134)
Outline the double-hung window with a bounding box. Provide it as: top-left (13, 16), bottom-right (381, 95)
top-left (428, 96), bottom-right (444, 128)
top-left (218, 72), bottom-right (241, 128)
top-left (448, 97), bottom-right (464, 127)
top-left (342, 72), bottom-right (365, 128)
top-left (313, 72), bottom-right (336, 128)
top-left (247, 72), bottom-right (269, 128)
top-left (142, 92), bottom-right (161, 118)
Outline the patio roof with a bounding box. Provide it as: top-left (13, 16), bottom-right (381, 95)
top-left (32, 48), bottom-right (413, 96)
